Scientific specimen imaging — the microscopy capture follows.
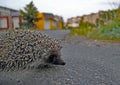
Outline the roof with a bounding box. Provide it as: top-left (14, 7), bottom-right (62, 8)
top-left (11, 12), bottom-right (20, 16)
top-left (43, 13), bottom-right (54, 19)
top-left (0, 6), bottom-right (18, 12)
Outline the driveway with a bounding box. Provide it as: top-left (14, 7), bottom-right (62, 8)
top-left (0, 30), bottom-right (120, 85)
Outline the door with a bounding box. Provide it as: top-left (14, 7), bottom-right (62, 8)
top-left (12, 17), bottom-right (19, 29)
top-left (44, 19), bottom-right (50, 30)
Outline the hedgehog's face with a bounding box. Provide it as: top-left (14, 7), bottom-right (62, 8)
top-left (46, 50), bottom-right (66, 65)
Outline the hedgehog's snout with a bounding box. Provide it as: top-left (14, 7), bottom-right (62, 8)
top-left (47, 52), bottom-right (66, 65)
top-left (52, 57), bottom-right (66, 65)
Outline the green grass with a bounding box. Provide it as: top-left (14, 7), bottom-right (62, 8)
top-left (70, 21), bottom-right (120, 40)
top-left (70, 28), bottom-right (88, 36)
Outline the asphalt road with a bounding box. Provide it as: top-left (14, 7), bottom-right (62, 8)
top-left (0, 30), bottom-right (120, 85)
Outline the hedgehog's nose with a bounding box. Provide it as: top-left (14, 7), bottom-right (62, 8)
top-left (53, 61), bottom-right (66, 65)
top-left (61, 62), bottom-right (66, 65)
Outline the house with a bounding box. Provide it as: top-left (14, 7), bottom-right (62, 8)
top-left (90, 13), bottom-right (99, 25)
top-left (0, 6), bottom-right (22, 30)
top-left (66, 17), bottom-right (79, 27)
top-left (34, 13), bottom-right (63, 30)
top-left (0, 6), bottom-right (64, 30)
top-left (54, 15), bottom-right (63, 30)
top-left (82, 13), bottom-right (99, 25)
top-left (66, 12), bottom-right (101, 28)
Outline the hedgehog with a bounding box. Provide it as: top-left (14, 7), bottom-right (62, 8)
top-left (0, 30), bottom-right (65, 71)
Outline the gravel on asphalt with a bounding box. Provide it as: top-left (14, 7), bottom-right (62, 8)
top-left (0, 30), bottom-right (120, 85)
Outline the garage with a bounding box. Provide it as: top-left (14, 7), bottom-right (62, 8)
top-left (12, 17), bottom-right (20, 29)
top-left (0, 16), bottom-right (8, 29)
top-left (44, 19), bottom-right (50, 30)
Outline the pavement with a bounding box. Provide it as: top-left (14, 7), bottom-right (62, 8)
top-left (0, 30), bottom-right (120, 85)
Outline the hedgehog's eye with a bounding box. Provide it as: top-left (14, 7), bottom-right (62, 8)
top-left (48, 54), bottom-right (57, 63)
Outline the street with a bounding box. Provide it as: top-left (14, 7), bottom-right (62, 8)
top-left (0, 30), bottom-right (120, 85)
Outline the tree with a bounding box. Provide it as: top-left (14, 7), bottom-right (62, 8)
top-left (20, 1), bottom-right (39, 29)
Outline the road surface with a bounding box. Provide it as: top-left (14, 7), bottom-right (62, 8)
top-left (0, 30), bottom-right (120, 85)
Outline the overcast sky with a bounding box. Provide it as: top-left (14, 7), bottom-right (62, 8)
top-left (0, 0), bottom-right (119, 22)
